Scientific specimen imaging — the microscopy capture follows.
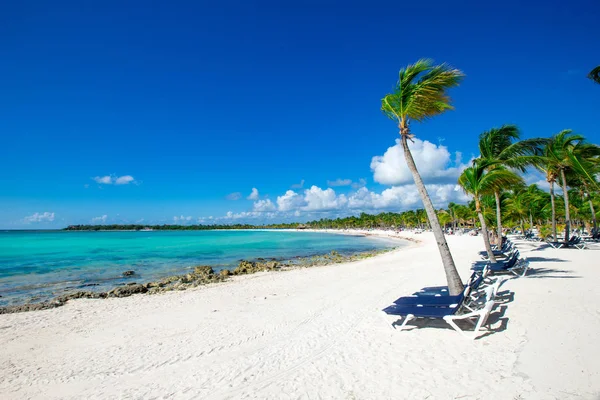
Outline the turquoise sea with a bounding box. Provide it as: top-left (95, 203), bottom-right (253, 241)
top-left (0, 230), bottom-right (398, 306)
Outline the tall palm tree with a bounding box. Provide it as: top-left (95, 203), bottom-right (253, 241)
top-left (588, 66), bottom-right (600, 84)
top-left (382, 59), bottom-right (465, 295)
top-left (542, 130), bottom-right (600, 241)
top-left (475, 125), bottom-right (542, 243)
top-left (534, 142), bottom-right (559, 240)
top-left (459, 160), bottom-right (524, 262)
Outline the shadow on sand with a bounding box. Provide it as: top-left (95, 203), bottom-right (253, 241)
top-left (524, 267), bottom-right (581, 279)
top-left (389, 302), bottom-right (512, 340)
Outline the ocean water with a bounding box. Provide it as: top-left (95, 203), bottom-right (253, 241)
top-left (0, 230), bottom-right (398, 306)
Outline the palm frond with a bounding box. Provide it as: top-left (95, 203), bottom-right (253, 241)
top-left (381, 59), bottom-right (464, 125)
top-left (588, 65), bottom-right (600, 84)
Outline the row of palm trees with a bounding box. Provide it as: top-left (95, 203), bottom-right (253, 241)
top-left (381, 59), bottom-right (599, 295)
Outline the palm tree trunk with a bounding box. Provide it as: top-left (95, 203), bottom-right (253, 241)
top-left (494, 191), bottom-right (503, 246)
top-left (549, 181), bottom-right (557, 241)
top-left (560, 168), bottom-right (571, 242)
top-left (476, 198), bottom-right (497, 263)
top-left (589, 197), bottom-right (597, 232)
top-left (400, 134), bottom-right (464, 295)
top-left (529, 212), bottom-right (533, 232)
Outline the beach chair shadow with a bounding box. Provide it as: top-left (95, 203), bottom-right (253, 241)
top-left (493, 290), bottom-right (514, 305)
top-left (444, 303), bottom-right (509, 340)
top-left (476, 305), bottom-right (510, 339)
top-left (386, 302), bottom-right (507, 340)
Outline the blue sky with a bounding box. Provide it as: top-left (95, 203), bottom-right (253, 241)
top-left (1, 0), bottom-right (599, 228)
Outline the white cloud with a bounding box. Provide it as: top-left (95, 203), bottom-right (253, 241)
top-left (92, 175), bottom-right (137, 185)
top-left (351, 178), bottom-right (367, 189)
top-left (327, 178), bottom-right (352, 187)
top-left (291, 179), bottom-right (305, 189)
top-left (303, 186), bottom-right (347, 211)
top-left (370, 138), bottom-right (468, 186)
top-left (253, 199), bottom-right (276, 212)
top-left (277, 190), bottom-right (306, 212)
top-left (24, 212), bottom-right (55, 223)
top-left (93, 175), bottom-right (113, 184)
top-left (115, 175), bottom-right (135, 185)
top-left (226, 192), bottom-right (242, 200)
top-left (247, 188), bottom-right (259, 200)
top-left (91, 215), bottom-right (108, 223)
top-left (173, 215), bottom-right (192, 223)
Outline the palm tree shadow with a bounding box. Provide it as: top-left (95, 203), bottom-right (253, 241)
top-left (525, 267), bottom-right (581, 279)
top-left (526, 256), bottom-right (567, 263)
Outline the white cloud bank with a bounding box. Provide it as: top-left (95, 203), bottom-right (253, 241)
top-left (24, 212), bottom-right (55, 223)
top-left (203, 139), bottom-right (472, 224)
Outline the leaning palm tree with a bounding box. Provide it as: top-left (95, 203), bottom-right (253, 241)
top-left (459, 160), bottom-right (524, 262)
top-left (588, 66), bottom-right (600, 84)
top-left (381, 59), bottom-right (465, 295)
top-left (476, 125), bottom-right (542, 242)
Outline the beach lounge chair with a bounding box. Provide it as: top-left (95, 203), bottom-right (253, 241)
top-left (472, 252), bottom-right (530, 277)
top-left (382, 300), bottom-right (496, 340)
top-left (547, 235), bottom-right (587, 249)
top-left (480, 243), bottom-right (515, 260)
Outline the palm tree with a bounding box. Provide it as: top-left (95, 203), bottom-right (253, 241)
top-left (381, 59), bottom-right (464, 295)
top-left (534, 141), bottom-right (559, 240)
top-left (588, 66), bottom-right (600, 84)
top-left (458, 160), bottom-right (524, 262)
top-left (540, 131), bottom-right (600, 242)
top-left (475, 125), bottom-right (542, 244)
top-left (504, 188), bottom-right (531, 237)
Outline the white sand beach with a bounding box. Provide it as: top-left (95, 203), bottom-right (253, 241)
top-left (1, 232), bottom-right (599, 399)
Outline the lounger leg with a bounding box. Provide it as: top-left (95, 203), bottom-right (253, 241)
top-left (444, 304), bottom-right (494, 340)
top-left (443, 316), bottom-right (473, 340)
top-left (396, 314), bottom-right (415, 331)
top-left (381, 311), bottom-right (397, 331)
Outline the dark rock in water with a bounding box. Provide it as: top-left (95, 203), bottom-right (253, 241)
top-left (79, 283), bottom-right (100, 288)
top-left (126, 282), bottom-right (137, 286)
top-left (123, 270), bottom-right (135, 277)
top-left (107, 284), bottom-right (148, 298)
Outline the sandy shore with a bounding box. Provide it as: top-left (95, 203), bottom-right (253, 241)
top-left (1, 231), bottom-right (599, 399)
